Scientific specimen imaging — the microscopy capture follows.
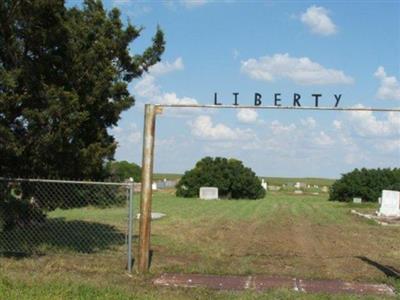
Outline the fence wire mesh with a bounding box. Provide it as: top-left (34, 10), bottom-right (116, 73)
top-left (0, 178), bottom-right (134, 271)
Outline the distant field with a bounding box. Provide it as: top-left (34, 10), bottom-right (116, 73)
top-left (153, 173), bottom-right (182, 181)
top-left (1, 192), bottom-right (398, 299)
top-left (262, 177), bottom-right (337, 186)
top-left (154, 173), bottom-right (337, 187)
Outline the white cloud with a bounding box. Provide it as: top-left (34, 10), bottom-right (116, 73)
top-left (301, 117), bottom-right (316, 129)
top-left (269, 120), bottom-right (296, 135)
top-left (149, 57), bottom-right (184, 76)
top-left (236, 109), bottom-right (258, 123)
top-left (134, 57), bottom-right (199, 107)
top-left (134, 74), bottom-right (159, 98)
top-left (347, 104), bottom-right (399, 137)
top-left (333, 120), bottom-right (342, 130)
top-left (110, 123), bottom-right (141, 148)
top-left (111, 1), bottom-right (152, 18)
top-left (158, 92), bottom-right (198, 105)
top-left (374, 66), bottom-right (400, 100)
top-left (241, 53), bottom-right (353, 85)
top-left (301, 6), bottom-right (337, 36)
top-left (180, 0), bottom-right (208, 8)
top-left (375, 139), bottom-right (400, 153)
top-left (190, 115), bottom-right (253, 140)
top-left (233, 49), bottom-right (240, 60)
top-left (313, 131), bottom-right (334, 146)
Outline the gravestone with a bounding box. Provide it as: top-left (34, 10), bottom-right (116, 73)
top-left (199, 187), bottom-right (218, 200)
top-left (136, 212), bottom-right (166, 220)
top-left (353, 197), bottom-right (362, 204)
top-left (261, 179), bottom-right (267, 190)
top-left (268, 185), bottom-right (281, 191)
top-left (379, 190), bottom-right (400, 217)
top-left (294, 190), bottom-right (303, 194)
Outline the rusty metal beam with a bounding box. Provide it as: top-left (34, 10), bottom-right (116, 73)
top-left (138, 104), bottom-right (157, 273)
top-left (155, 104), bottom-right (400, 112)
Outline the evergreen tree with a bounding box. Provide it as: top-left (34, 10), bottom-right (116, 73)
top-left (0, 0), bottom-right (165, 179)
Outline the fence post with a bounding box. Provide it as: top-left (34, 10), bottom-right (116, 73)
top-left (138, 104), bottom-right (157, 273)
top-left (127, 181), bottom-right (134, 273)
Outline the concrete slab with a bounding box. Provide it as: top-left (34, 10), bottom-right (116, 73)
top-left (153, 273), bottom-right (395, 297)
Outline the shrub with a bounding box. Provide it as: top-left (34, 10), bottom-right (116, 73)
top-left (329, 168), bottom-right (400, 202)
top-left (176, 157), bottom-right (266, 199)
top-left (105, 161), bottom-right (141, 182)
top-left (0, 183), bottom-right (45, 232)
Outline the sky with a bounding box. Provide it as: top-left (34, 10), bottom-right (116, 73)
top-left (69, 0), bottom-right (400, 178)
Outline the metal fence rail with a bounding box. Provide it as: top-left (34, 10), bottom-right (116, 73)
top-left (0, 178), bottom-right (134, 273)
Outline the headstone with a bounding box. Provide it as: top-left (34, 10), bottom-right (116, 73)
top-left (136, 212), bottom-right (166, 220)
top-left (261, 179), bottom-right (267, 190)
top-left (199, 187), bottom-right (218, 200)
top-left (378, 197), bottom-right (382, 204)
top-left (268, 185), bottom-right (281, 191)
top-left (353, 197), bottom-right (362, 204)
top-left (294, 190), bottom-right (303, 194)
top-left (321, 186), bottom-right (329, 193)
top-left (379, 190), bottom-right (400, 217)
top-left (152, 182), bottom-right (157, 190)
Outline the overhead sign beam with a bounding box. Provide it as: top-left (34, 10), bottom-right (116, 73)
top-left (156, 104), bottom-right (400, 112)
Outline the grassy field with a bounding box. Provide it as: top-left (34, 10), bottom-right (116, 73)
top-left (1, 191), bottom-right (399, 299)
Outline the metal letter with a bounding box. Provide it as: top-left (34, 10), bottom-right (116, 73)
top-left (334, 94), bottom-right (342, 107)
top-left (274, 93), bottom-right (281, 106)
top-left (233, 92), bottom-right (239, 106)
top-left (293, 93), bottom-right (301, 107)
top-left (254, 93), bottom-right (262, 106)
top-left (312, 94), bottom-right (322, 107)
top-left (214, 93), bottom-right (222, 105)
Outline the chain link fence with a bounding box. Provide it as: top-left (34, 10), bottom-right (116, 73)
top-left (0, 178), bottom-right (134, 272)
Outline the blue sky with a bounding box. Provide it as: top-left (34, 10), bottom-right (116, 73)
top-left (69, 0), bottom-right (400, 178)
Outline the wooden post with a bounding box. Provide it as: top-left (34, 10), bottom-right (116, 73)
top-left (138, 104), bottom-right (157, 273)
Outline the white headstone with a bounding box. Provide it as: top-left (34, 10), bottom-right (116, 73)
top-left (152, 182), bottom-right (157, 190)
top-left (353, 197), bottom-right (362, 204)
top-left (261, 179), bottom-right (267, 190)
top-left (378, 197), bottom-right (382, 204)
top-left (379, 190), bottom-right (400, 217)
top-left (136, 212), bottom-right (166, 220)
top-left (294, 190), bottom-right (303, 194)
top-left (199, 187), bottom-right (218, 200)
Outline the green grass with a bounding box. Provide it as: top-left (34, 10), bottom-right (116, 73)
top-left (1, 191), bottom-right (399, 299)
